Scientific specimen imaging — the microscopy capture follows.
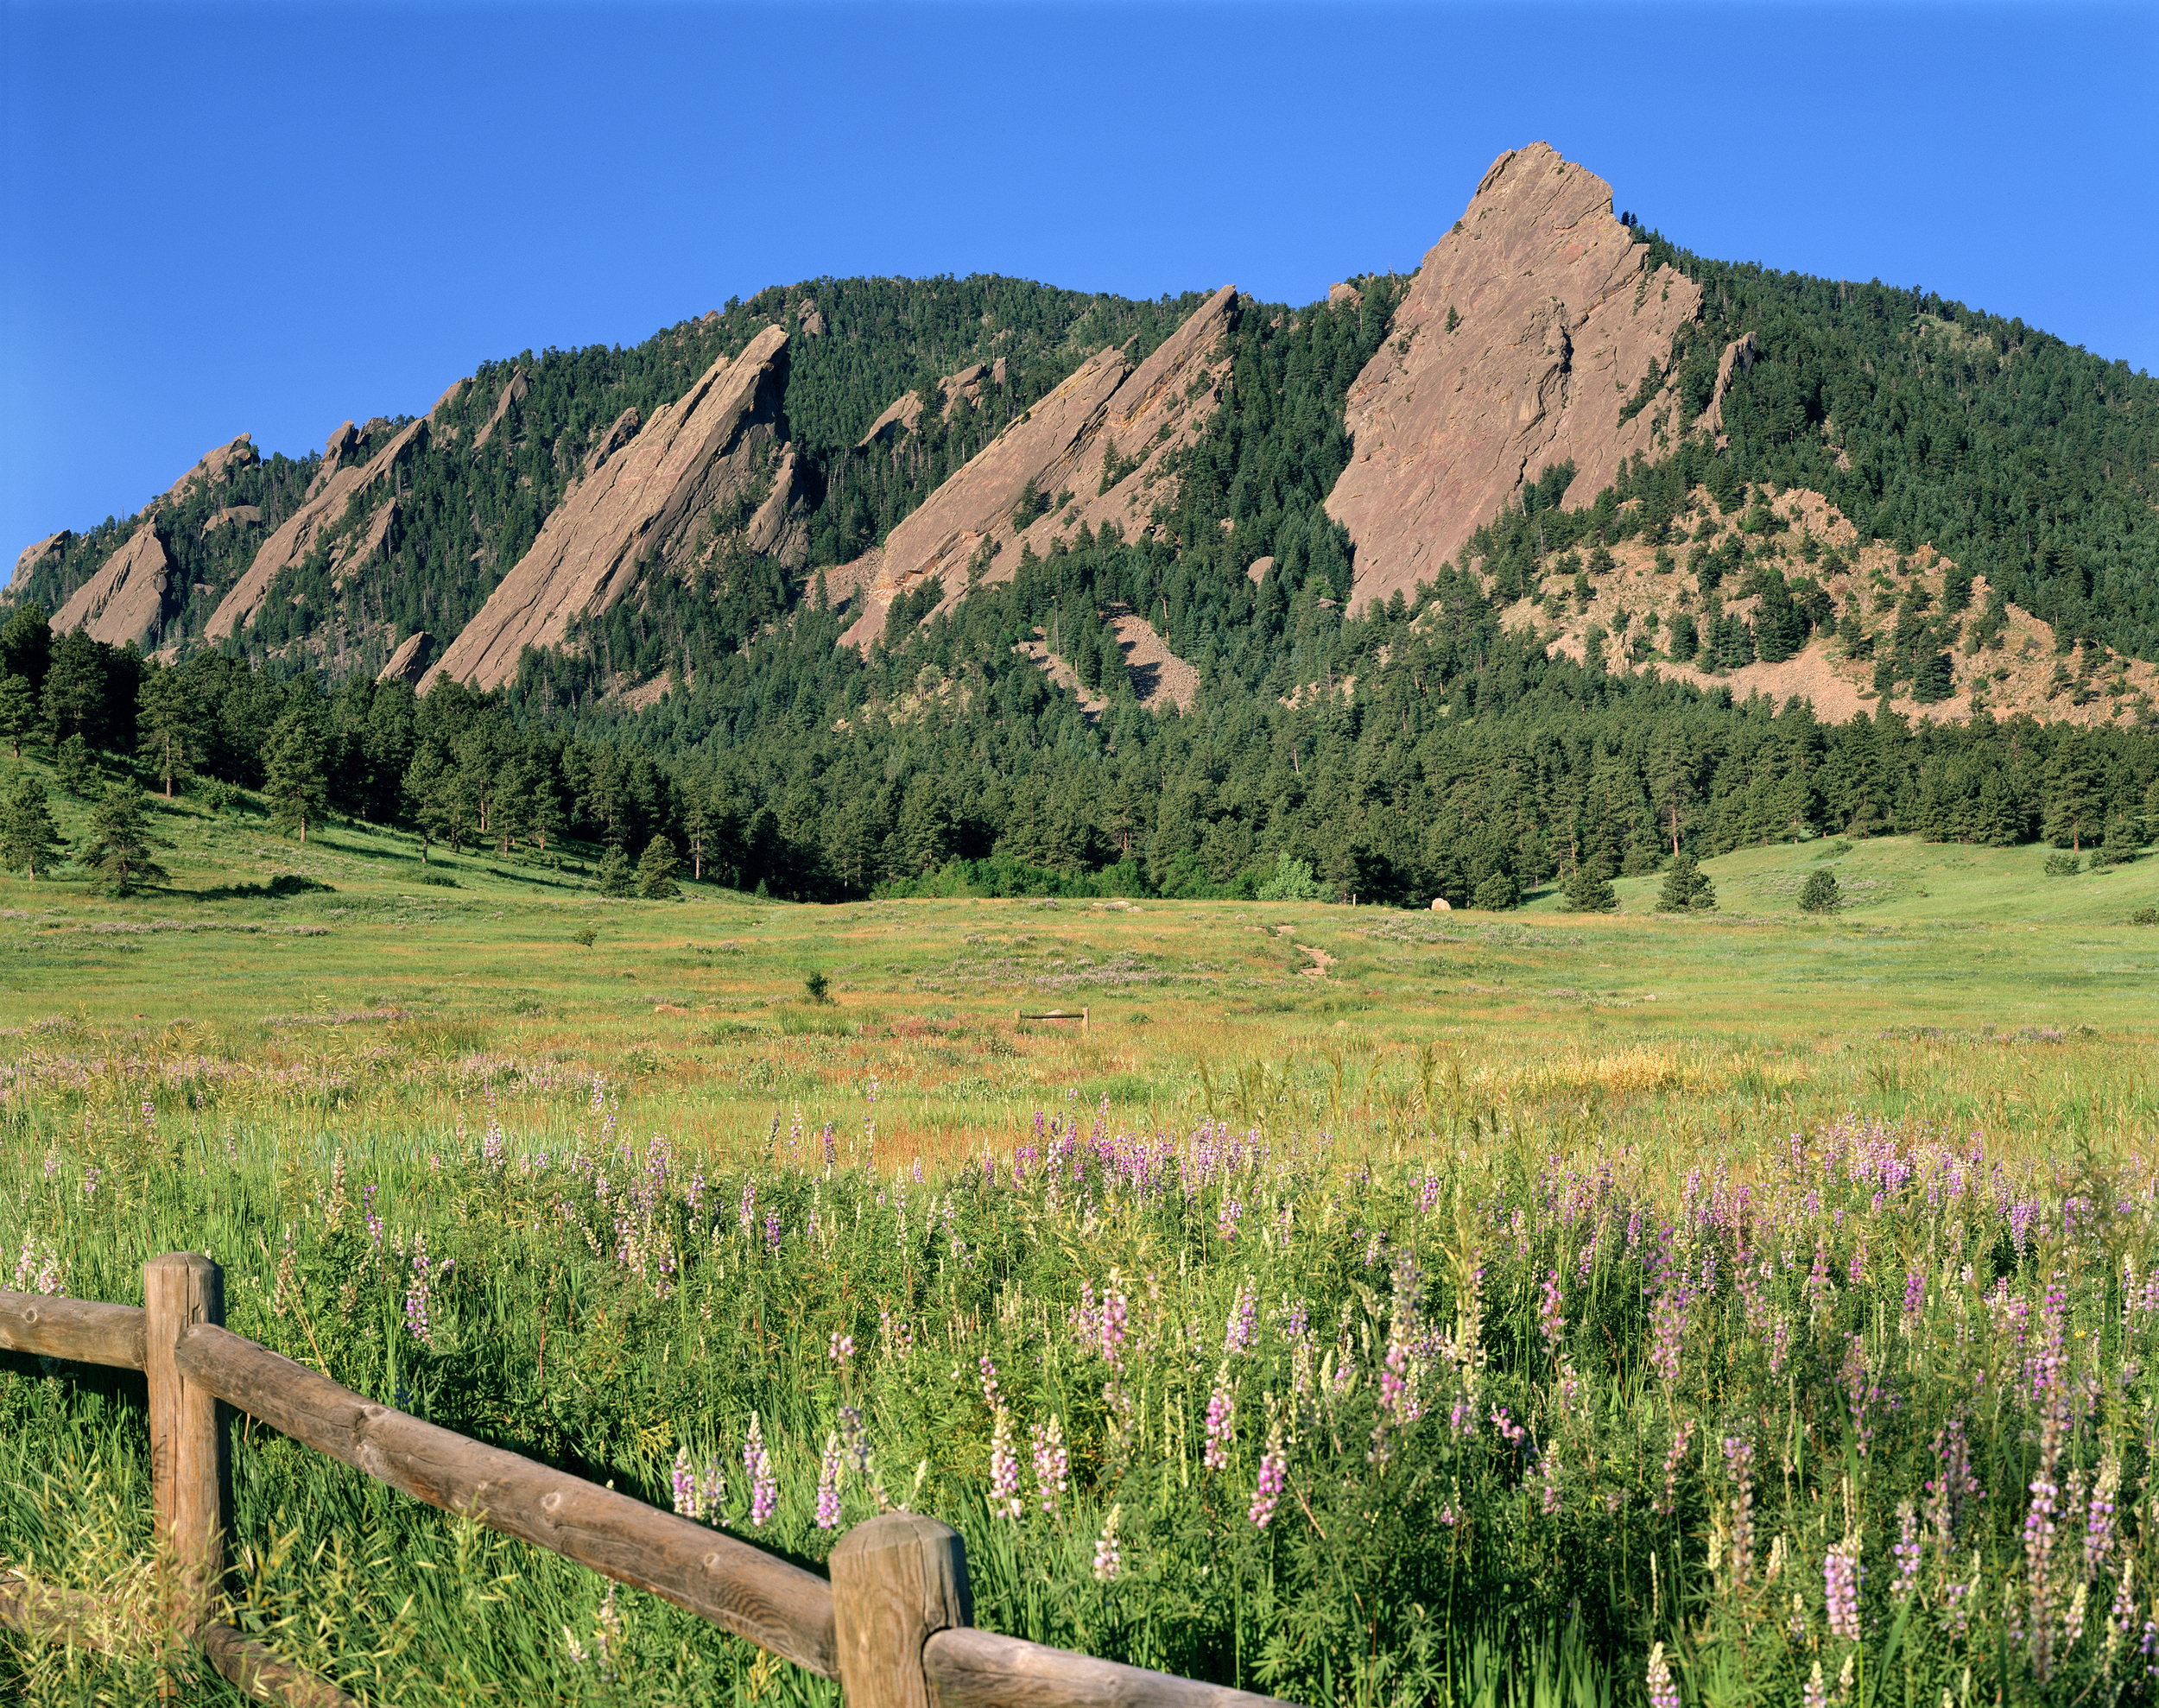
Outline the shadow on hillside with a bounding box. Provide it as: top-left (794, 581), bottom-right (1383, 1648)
top-left (193, 874), bottom-right (335, 901)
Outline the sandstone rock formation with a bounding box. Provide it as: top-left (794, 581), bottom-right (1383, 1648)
top-left (166, 434), bottom-right (258, 500)
top-left (377, 630), bottom-right (435, 687)
top-left (1701, 332), bottom-right (1760, 441)
top-left (1327, 282), bottom-right (1364, 309)
top-left (206, 417), bottom-right (428, 642)
top-left (12, 534), bottom-right (68, 589)
top-left (51, 523), bottom-right (172, 648)
top-left (856, 364), bottom-right (1000, 450)
top-left (1324, 142), bottom-right (1704, 609)
top-left (797, 298), bottom-right (826, 337)
top-left (472, 368), bottom-right (528, 451)
top-left (839, 284), bottom-right (1239, 646)
top-left (431, 325), bottom-right (795, 691)
top-left (584, 407), bottom-right (642, 475)
top-left (202, 505), bottom-right (262, 535)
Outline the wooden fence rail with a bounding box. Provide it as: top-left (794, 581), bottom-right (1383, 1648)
top-left (0, 1256), bottom-right (1295, 1708)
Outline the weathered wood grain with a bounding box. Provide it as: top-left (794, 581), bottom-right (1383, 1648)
top-left (831, 1514), bottom-right (972, 1708)
top-left (0, 1575), bottom-right (116, 1648)
top-left (200, 1620), bottom-right (364, 1708)
top-left (174, 1320), bottom-right (840, 1678)
top-left (924, 1628), bottom-right (1302, 1708)
top-left (146, 1255), bottom-right (228, 1642)
top-left (0, 1289), bottom-right (146, 1369)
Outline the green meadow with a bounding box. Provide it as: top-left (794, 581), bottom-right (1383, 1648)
top-left (4, 759), bottom-right (2159, 1706)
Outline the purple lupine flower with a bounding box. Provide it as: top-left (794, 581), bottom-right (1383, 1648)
top-left (1649, 1285), bottom-right (1687, 1386)
top-left (1538, 1268), bottom-right (1565, 1357)
top-left (765, 1210), bottom-right (782, 1252)
top-left (1722, 1438), bottom-right (1754, 1590)
top-left (1030, 1416), bottom-right (1068, 1515)
top-left (1216, 1194), bottom-right (1242, 1242)
top-left (1902, 1268), bottom-right (1926, 1329)
top-left (697, 1459), bottom-right (725, 1521)
top-left (1092, 1505), bottom-right (1122, 1581)
top-left (978, 1353), bottom-right (1003, 1411)
top-left (1656, 1420), bottom-right (1694, 1516)
top-left (1248, 1433), bottom-right (1287, 1528)
top-left (1539, 1445), bottom-right (1562, 1515)
top-left (2088, 1452), bottom-right (2122, 1574)
top-left (828, 1332), bottom-right (855, 1366)
top-left (1645, 1642), bottom-right (1678, 1708)
top-left (738, 1180), bottom-right (756, 1237)
top-left (1225, 1276), bottom-right (1258, 1356)
top-left (744, 1412), bottom-right (776, 1528)
top-left (816, 1431), bottom-right (844, 1529)
top-left (1204, 1382), bottom-right (1233, 1471)
top-left (1825, 1540), bottom-right (1862, 1641)
top-left (1802, 1660), bottom-right (1827, 1708)
top-left (672, 1446), bottom-right (696, 1516)
top-left (989, 1407), bottom-right (1023, 1519)
top-left (1891, 1499), bottom-right (1922, 1602)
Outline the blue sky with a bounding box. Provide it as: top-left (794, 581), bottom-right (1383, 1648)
top-left (3, 1), bottom-right (2154, 579)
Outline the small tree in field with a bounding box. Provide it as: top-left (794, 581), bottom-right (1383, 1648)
top-left (597, 844), bottom-right (636, 898)
top-left (1798, 870), bottom-right (1842, 914)
top-left (81, 781), bottom-right (172, 896)
top-left (1, 772), bottom-right (66, 878)
top-left (262, 700), bottom-right (329, 842)
top-left (1656, 851), bottom-right (1717, 912)
top-left (636, 835), bottom-right (681, 900)
top-left (1565, 859), bottom-right (1618, 913)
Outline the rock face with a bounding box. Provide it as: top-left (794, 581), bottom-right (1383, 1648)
top-left (12, 533), bottom-right (68, 590)
top-left (839, 284), bottom-right (1240, 646)
top-left (1324, 142), bottom-right (1704, 609)
top-left (377, 630), bottom-right (435, 687)
top-left (1701, 332), bottom-right (1760, 441)
top-left (202, 505), bottom-right (262, 535)
top-left (584, 408), bottom-right (642, 475)
top-left (206, 416), bottom-right (430, 642)
top-left (166, 433), bottom-right (258, 500)
top-left (472, 369), bottom-right (529, 450)
top-left (432, 325), bottom-right (795, 691)
top-left (51, 523), bottom-right (172, 648)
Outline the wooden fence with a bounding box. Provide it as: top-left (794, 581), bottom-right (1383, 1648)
top-left (1, 1255), bottom-right (1294, 1708)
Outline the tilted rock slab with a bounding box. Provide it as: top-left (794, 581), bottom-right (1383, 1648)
top-left (432, 324), bottom-right (794, 691)
top-left (51, 522), bottom-right (173, 648)
top-left (12, 533), bottom-right (68, 590)
top-left (839, 285), bottom-right (1238, 647)
top-left (206, 415), bottom-right (430, 642)
top-left (165, 433), bottom-right (258, 501)
top-left (377, 629), bottom-right (435, 687)
top-left (1325, 142), bottom-right (1702, 610)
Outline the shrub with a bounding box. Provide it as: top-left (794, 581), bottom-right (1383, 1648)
top-left (2043, 851), bottom-right (2083, 877)
top-left (1798, 870), bottom-right (1842, 913)
top-left (597, 845), bottom-right (636, 898)
top-left (803, 970), bottom-right (832, 1004)
top-left (1257, 857), bottom-right (1324, 901)
top-left (1563, 863), bottom-right (1618, 913)
top-left (1472, 871), bottom-right (1520, 912)
top-left (1656, 851), bottom-right (1716, 913)
top-left (2131, 907), bottom-right (2157, 926)
top-left (414, 870), bottom-right (459, 889)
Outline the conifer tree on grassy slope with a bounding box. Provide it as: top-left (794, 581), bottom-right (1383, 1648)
top-left (1656, 851), bottom-right (1717, 912)
top-left (136, 667), bottom-right (200, 798)
top-left (0, 772), bottom-right (66, 879)
top-left (0, 675), bottom-right (35, 760)
top-left (80, 780), bottom-right (171, 896)
top-left (636, 834), bottom-right (681, 900)
top-left (262, 693), bottom-right (330, 842)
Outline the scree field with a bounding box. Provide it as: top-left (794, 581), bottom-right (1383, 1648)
top-left (5, 775), bottom-right (2159, 1706)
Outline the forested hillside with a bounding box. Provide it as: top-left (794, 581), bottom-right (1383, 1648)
top-left (7, 143), bottom-right (2159, 908)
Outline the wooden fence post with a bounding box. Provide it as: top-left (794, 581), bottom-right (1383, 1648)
top-left (829, 1514), bottom-right (972, 1708)
top-left (145, 1254), bottom-right (229, 1642)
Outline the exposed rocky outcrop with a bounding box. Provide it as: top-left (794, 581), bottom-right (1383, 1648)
top-left (12, 534), bottom-right (68, 590)
top-left (797, 298), bottom-right (826, 337)
top-left (50, 523), bottom-right (172, 648)
top-left (431, 325), bottom-right (795, 691)
top-left (856, 363), bottom-right (1000, 450)
top-left (377, 630), bottom-right (435, 687)
top-left (1702, 332), bottom-right (1760, 441)
top-left (202, 505), bottom-right (262, 535)
top-left (472, 367), bottom-right (529, 451)
top-left (1327, 281), bottom-right (1364, 309)
top-left (1324, 142), bottom-right (1704, 610)
top-left (584, 407), bottom-right (642, 475)
top-left (206, 417), bottom-right (428, 642)
top-left (166, 434), bottom-right (258, 500)
top-left (839, 284), bottom-right (1240, 646)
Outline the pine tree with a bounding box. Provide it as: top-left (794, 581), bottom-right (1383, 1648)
top-left (80, 780), bottom-right (172, 896)
top-left (597, 844), bottom-right (636, 898)
top-left (1798, 869), bottom-right (1842, 913)
top-left (55, 733), bottom-right (96, 797)
top-left (262, 700), bottom-right (329, 842)
top-left (41, 629), bottom-right (103, 743)
top-left (636, 835), bottom-right (681, 900)
top-left (1564, 858), bottom-right (1618, 912)
top-left (2042, 735), bottom-right (2102, 852)
top-left (0, 675), bottom-right (33, 760)
top-left (136, 667), bottom-right (199, 797)
top-left (1656, 851), bottom-right (1717, 912)
top-left (0, 772), bottom-right (66, 878)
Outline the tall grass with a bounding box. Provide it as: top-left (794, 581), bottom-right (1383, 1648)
top-left (7, 1059), bottom-right (2159, 1705)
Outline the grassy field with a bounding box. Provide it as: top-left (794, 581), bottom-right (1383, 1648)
top-left (4, 761), bottom-right (2159, 1705)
